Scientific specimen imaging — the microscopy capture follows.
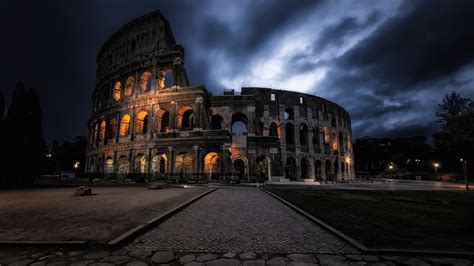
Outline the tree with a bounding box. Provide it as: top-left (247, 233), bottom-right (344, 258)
top-left (434, 91), bottom-right (473, 185)
top-left (436, 91), bottom-right (472, 129)
top-left (2, 82), bottom-right (45, 186)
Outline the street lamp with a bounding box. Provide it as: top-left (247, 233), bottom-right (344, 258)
top-left (433, 162), bottom-right (440, 180)
top-left (460, 158), bottom-right (469, 190)
top-left (74, 161), bottom-right (80, 169)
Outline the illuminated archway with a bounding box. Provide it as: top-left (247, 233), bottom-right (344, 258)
top-left (175, 152), bottom-right (193, 176)
top-left (152, 153), bottom-right (167, 174)
top-left (125, 76), bottom-right (135, 96)
top-left (119, 114), bottom-right (131, 137)
top-left (113, 81), bottom-right (121, 101)
top-left (136, 111), bottom-right (149, 135)
top-left (133, 154), bottom-right (147, 173)
top-left (139, 71), bottom-right (152, 92)
top-left (203, 152), bottom-right (219, 180)
top-left (178, 105), bottom-right (194, 130)
top-left (99, 120), bottom-right (106, 141)
top-left (104, 157), bottom-right (114, 173)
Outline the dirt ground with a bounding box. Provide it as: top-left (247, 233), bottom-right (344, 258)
top-left (0, 186), bottom-right (211, 243)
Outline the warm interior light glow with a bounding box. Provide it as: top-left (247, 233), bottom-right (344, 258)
top-left (125, 76), bottom-right (134, 96)
top-left (113, 81), bottom-right (121, 101)
top-left (119, 114), bottom-right (131, 137)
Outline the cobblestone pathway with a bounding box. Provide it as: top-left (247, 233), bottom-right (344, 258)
top-left (1, 187), bottom-right (473, 265)
top-left (123, 187), bottom-right (358, 254)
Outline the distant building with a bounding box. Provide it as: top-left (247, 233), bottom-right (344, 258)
top-left (85, 11), bottom-right (354, 182)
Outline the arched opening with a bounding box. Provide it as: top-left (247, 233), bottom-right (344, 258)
top-left (285, 123), bottom-right (295, 145)
top-left (210, 114), bottom-right (224, 130)
top-left (107, 117), bottom-right (117, 139)
top-left (233, 158), bottom-right (247, 180)
top-left (113, 81), bottom-right (121, 101)
top-left (203, 152), bottom-right (219, 180)
top-left (99, 120), bottom-right (106, 141)
top-left (125, 76), bottom-right (135, 96)
top-left (323, 127), bottom-right (330, 144)
top-left (152, 153), bottom-right (167, 174)
top-left (136, 111), bottom-right (149, 135)
top-left (117, 156), bottom-right (129, 173)
top-left (325, 160), bottom-right (332, 180)
top-left (301, 158), bottom-right (310, 180)
top-left (175, 152), bottom-right (193, 176)
top-left (256, 121), bottom-right (264, 136)
top-left (332, 130), bottom-right (338, 150)
top-left (231, 113), bottom-right (248, 135)
top-left (256, 155), bottom-right (271, 181)
top-left (284, 108), bottom-right (294, 120)
top-left (119, 114), bottom-right (131, 137)
top-left (334, 159), bottom-right (339, 175)
top-left (139, 71), bottom-right (152, 92)
top-left (182, 109), bottom-right (194, 130)
top-left (104, 157), bottom-right (114, 173)
top-left (178, 106), bottom-right (194, 130)
top-left (299, 123), bottom-right (308, 145)
top-left (315, 160), bottom-right (322, 179)
top-left (269, 122), bottom-right (279, 138)
top-left (160, 111), bottom-right (170, 132)
top-left (285, 157), bottom-right (297, 181)
top-left (133, 154), bottom-right (147, 173)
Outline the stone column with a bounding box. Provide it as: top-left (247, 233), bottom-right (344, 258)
top-left (167, 146), bottom-right (174, 178)
top-left (170, 101), bottom-right (177, 132)
top-left (193, 145), bottom-right (200, 177)
top-left (195, 97), bottom-right (204, 131)
top-left (128, 150), bottom-right (133, 173)
top-left (247, 106), bottom-right (256, 136)
top-left (115, 113), bottom-right (120, 143)
top-left (147, 148), bottom-right (152, 174)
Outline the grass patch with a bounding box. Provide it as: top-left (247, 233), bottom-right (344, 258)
top-left (266, 187), bottom-right (474, 252)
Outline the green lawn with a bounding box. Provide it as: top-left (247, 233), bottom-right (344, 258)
top-left (266, 187), bottom-right (474, 252)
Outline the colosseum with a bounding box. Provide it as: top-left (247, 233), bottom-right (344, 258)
top-left (85, 10), bottom-right (354, 183)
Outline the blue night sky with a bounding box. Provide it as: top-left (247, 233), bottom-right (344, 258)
top-left (1, 0), bottom-right (474, 144)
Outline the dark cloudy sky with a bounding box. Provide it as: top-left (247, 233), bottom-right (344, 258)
top-left (2, 0), bottom-right (474, 145)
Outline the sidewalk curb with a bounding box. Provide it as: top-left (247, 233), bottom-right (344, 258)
top-left (107, 187), bottom-right (217, 247)
top-left (0, 240), bottom-right (87, 246)
top-left (261, 188), bottom-right (474, 258)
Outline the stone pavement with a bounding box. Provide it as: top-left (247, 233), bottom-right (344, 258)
top-left (123, 187), bottom-right (357, 254)
top-left (0, 187), bottom-right (473, 265)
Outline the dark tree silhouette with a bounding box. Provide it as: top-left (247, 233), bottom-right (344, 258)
top-left (434, 91), bottom-right (473, 177)
top-left (2, 82), bottom-right (45, 186)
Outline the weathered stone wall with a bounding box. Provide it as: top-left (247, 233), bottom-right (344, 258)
top-left (85, 11), bottom-right (355, 182)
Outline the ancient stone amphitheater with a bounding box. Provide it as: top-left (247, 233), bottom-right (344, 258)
top-left (86, 10), bottom-right (354, 183)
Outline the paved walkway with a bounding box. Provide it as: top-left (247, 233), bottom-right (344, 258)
top-left (123, 187), bottom-right (357, 254)
top-left (0, 187), bottom-right (473, 265)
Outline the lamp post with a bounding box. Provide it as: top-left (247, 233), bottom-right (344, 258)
top-left (433, 162), bottom-right (440, 180)
top-left (460, 158), bottom-right (469, 191)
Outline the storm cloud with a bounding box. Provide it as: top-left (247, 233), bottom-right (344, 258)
top-left (1, 0), bottom-right (474, 143)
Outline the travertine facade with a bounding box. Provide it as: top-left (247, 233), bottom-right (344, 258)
top-left (86, 11), bottom-right (354, 182)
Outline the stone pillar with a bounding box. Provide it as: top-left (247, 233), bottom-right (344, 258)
top-left (170, 101), bottom-right (177, 132)
top-left (168, 146), bottom-right (174, 178)
top-left (147, 148), bottom-right (152, 174)
top-left (247, 106), bottom-right (256, 136)
top-left (193, 144), bottom-right (200, 176)
top-left (195, 97), bottom-right (204, 130)
top-left (128, 150), bottom-right (133, 173)
top-left (130, 110), bottom-right (136, 141)
top-left (115, 113), bottom-right (120, 143)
